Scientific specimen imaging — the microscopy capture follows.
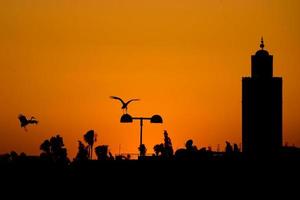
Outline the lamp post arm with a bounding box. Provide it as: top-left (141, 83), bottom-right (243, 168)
top-left (132, 117), bottom-right (151, 120)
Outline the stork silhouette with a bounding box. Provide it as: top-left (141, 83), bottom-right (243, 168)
top-left (110, 96), bottom-right (139, 114)
top-left (18, 114), bottom-right (38, 131)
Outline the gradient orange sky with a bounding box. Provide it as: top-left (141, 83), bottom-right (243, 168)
top-left (1, 0), bottom-right (300, 159)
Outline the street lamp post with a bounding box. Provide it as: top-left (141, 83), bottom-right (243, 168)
top-left (132, 117), bottom-right (150, 147)
top-left (120, 114), bottom-right (163, 156)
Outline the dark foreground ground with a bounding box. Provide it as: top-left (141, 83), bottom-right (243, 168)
top-left (0, 159), bottom-right (299, 198)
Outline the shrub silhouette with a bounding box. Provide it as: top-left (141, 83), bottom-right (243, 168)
top-left (74, 141), bottom-right (89, 162)
top-left (95, 145), bottom-right (109, 160)
top-left (40, 135), bottom-right (69, 165)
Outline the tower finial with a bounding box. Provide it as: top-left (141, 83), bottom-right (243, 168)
top-left (260, 37), bottom-right (265, 50)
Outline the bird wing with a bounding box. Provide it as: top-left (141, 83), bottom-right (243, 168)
top-left (18, 114), bottom-right (28, 127)
top-left (30, 118), bottom-right (38, 124)
top-left (18, 114), bottom-right (27, 123)
top-left (126, 99), bottom-right (140, 105)
top-left (110, 96), bottom-right (125, 105)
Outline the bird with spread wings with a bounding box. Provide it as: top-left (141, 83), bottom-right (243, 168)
top-left (18, 114), bottom-right (38, 131)
top-left (110, 96), bottom-right (140, 114)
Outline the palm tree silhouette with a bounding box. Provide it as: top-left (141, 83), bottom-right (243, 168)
top-left (110, 96), bottom-right (140, 113)
top-left (84, 130), bottom-right (97, 159)
top-left (18, 114), bottom-right (38, 131)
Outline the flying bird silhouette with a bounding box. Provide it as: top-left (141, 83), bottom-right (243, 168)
top-left (18, 114), bottom-right (38, 131)
top-left (110, 96), bottom-right (140, 114)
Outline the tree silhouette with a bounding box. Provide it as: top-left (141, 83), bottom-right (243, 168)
top-left (233, 144), bottom-right (240, 153)
top-left (152, 131), bottom-right (174, 159)
top-left (10, 151), bottom-right (18, 162)
top-left (138, 144), bottom-right (147, 157)
top-left (163, 130), bottom-right (173, 158)
top-left (108, 152), bottom-right (114, 160)
top-left (174, 139), bottom-right (199, 160)
top-left (185, 139), bottom-right (198, 152)
top-left (40, 140), bottom-right (51, 155)
top-left (39, 135), bottom-right (69, 165)
top-left (153, 143), bottom-right (164, 156)
top-left (74, 141), bottom-right (89, 162)
top-left (225, 141), bottom-right (233, 153)
top-left (84, 130), bottom-right (97, 160)
top-left (95, 145), bottom-right (109, 160)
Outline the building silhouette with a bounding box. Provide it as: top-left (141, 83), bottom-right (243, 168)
top-left (242, 39), bottom-right (282, 158)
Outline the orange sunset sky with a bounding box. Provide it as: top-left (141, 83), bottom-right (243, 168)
top-left (0, 0), bottom-right (300, 159)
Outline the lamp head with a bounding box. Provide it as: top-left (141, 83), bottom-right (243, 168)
top-left (150, 115), bottom-right (163, 123)
top-left (120, 114), bottom-right (133, 123)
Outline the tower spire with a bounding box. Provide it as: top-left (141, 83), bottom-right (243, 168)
top-left (260, 37), bottom-right (265, 50)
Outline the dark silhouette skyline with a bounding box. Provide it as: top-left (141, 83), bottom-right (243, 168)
top-left (1, 2), bottom-right (300, 196)
top-left (5, 39), bottom-right (298, 160)
top-left (1, 40), bottom-right (299, 163)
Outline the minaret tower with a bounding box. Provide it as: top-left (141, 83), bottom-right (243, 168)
top-left (242, 38), bottom-right (282, 158)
